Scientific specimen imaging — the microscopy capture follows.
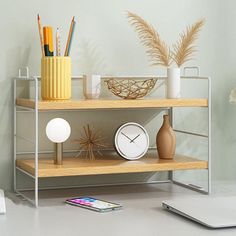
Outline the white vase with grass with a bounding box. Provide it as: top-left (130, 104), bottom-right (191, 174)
top-left (128, 12), bottom-right (205, 99)
top-left (167, 68), bottom-right (181, 98)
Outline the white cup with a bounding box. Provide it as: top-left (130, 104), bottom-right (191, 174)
top-left (83, 75), bottom-right (101, 99)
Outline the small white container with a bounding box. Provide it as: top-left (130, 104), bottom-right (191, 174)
top-left (83, 75), bottom-right (101, 99)
top-left (167, 68), bottom-right (181, 99)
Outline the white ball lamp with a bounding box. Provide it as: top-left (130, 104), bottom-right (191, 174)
top-left (46, 118), bottom-right (71, 165)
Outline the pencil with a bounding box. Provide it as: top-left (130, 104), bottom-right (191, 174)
top-left (67, 21), bottom-right (76, 56)
top-left (64, 16), bottom-right (75, 56)
top-left (43, 26), bottom-right (54, 56)
top-left (56, 28), bottom-right (61, 56)
top-left (37, 14), bottom-right (45, 56)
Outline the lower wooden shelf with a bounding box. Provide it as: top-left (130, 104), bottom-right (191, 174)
top-left (16, 153), bottom-right (208, 178)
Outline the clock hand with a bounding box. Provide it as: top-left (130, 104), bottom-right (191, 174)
top-left (130, 134), bottom-right (141, 143)
top-left (121, 132), bottom-right (132, 142)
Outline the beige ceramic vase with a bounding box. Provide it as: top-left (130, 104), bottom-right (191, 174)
top-left (156, 115), bottom-right (176, 159)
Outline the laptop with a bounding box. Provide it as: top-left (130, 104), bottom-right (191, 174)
top-left (162, 196), bottom-right (236, 228)
top-left (0, 190), bottom-right (6, 214)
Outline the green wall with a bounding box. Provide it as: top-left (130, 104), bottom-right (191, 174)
top-left (0, 0), bottom-right (234, 190)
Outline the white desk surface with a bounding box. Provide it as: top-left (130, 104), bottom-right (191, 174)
top-left (1, 182), bottom-right (236, 236)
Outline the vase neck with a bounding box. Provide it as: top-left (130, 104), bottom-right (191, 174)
top-left (163, 115), bottom-right (170, 126)
top-left (167, 67), bottom-right (180, 70)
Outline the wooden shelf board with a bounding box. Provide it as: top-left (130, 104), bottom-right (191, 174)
top-left (16, 154), bottom-right (208, 178)
top-left (16, 98), bottom-right (208, 110)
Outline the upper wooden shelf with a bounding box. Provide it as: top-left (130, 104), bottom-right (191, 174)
top-left (16, 153), bottom-right (208, 178)
top-left (16, 98), bottom-right (208, 110)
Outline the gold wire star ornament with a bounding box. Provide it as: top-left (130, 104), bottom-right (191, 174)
top-left (75, 125), bottom-right (107, 160)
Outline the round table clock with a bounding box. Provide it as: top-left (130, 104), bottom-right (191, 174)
top-left (114, 122), bottom-right (149, 160)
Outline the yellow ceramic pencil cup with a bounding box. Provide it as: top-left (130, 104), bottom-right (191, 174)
top-left (41, 57), bottom-right (71, 100)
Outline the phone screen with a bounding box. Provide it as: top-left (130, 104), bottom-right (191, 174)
top-left (65, 197), bottom-right (122, 212)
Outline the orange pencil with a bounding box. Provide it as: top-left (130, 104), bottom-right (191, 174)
top-left (64, 16), bottom-right (75, 56)
top-left (37, 14), bottom-right (45, 56)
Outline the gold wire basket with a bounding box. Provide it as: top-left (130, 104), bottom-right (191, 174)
top-left (104, 78), bottom-right (157, 99)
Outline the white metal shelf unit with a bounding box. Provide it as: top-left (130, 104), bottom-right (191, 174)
top-left (13, 72), bottom-right (211, 207)
top-left (170, 75), bottom-right (211, 194)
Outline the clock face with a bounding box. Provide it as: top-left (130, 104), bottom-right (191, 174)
top-left (115, 122), bottom-right (149, 160)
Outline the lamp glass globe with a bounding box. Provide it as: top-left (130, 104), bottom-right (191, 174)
top-left (46, 118), bottom-right (71, 143)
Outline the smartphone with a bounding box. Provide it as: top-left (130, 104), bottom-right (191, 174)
top-left (65, 197), bottom-right (122, 212)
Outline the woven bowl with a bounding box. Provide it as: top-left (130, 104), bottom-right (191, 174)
top-left (104, 78), bottom-right (157, 99)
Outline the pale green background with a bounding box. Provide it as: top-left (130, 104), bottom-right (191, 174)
top-left (0, 0), bottom-right (235, 190)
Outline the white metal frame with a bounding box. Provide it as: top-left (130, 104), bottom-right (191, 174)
top-left (13, 68), bottom-right (211, 207)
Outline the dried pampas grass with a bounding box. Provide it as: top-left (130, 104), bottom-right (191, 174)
top-left (127, 11), bottom-right (205, 67)
top-left (172, 19), bottom-right (205, 67)
top-left (127, 11), bottom-right (171, 67)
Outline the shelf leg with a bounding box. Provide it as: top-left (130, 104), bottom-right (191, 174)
top-left (168, 107), bottom-right (174, 181)
top-left (34, 77), bottom-right (39, 207)
top-left (172, 180), bottom-right (209, 194)
top-left (207, 77), bottom-right (212, 194)
top-left (13, 79), bottom-right (17, 192)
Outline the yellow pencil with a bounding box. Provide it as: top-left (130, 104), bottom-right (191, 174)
top-left (64, 16), bottom-right (74, 56)
top-left (37, 14), bottom-right (45, 56)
